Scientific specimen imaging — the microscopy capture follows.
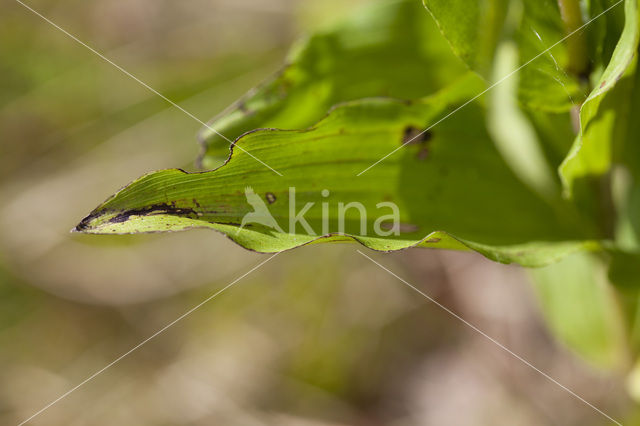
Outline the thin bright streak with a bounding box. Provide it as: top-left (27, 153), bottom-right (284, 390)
top-left (14, 0), bottom-right (282, 176)
top-left (17, 252), bottom-right (282, 426)
top-left (357, 0), bottom-right (624, 176)
top-left (357, 250), bottom-right (622, 426)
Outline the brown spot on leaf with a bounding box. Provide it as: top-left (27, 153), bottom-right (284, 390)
top-left (417, 148), bottom-right (430, 160)
top-left (402, 126), bottom-right (433, 160)
top-left (402, 127), bottom-right (432, 145)
top-left (265, 192), bottom-right (277, 204)
top-left (424, 238), bottom-right (441, 243)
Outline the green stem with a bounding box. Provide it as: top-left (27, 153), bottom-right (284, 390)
top-left (557, 0), bottom-right (590, 78)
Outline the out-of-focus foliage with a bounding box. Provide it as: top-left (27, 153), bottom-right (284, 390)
top-left (560, 0), bottom-right (640, 195)
top-left (422, 0), bottom-right (507, 77)
top-left (423, 0), bottom-right (587, 111)
top-left (530, 252), bottom-right (627, 368)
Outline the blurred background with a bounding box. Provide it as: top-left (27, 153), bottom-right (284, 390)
top-left (0, 0), bottom-right (633, 424)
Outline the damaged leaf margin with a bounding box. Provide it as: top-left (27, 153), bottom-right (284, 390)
top-left (75, 74), bottom-right (601, 267)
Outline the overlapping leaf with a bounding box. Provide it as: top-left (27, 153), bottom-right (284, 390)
top-left (560, 0), bottom-right (640, 196)
top-left (421, 0), bottom-right (507, 77)
top-left (423, 0), bottom-right (586, 112)
top-left (197, 0), bottom-right (468, 168)
top-left (616, 52), bottom-right (640, 252)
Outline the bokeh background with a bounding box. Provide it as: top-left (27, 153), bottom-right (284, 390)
top-left (0, 0), bottom-right (633, 424)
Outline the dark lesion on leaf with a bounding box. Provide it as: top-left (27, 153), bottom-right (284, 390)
top-left (110, 203), bottom-right (198, 223)
top-left (402, 126), bottom-right (432, 144)
top-left (265, 192), bottom-right (277, 204)
top-left (74, 203), bottom-right (198, 232)
top-left (402, 126), bottom-right (433, 160)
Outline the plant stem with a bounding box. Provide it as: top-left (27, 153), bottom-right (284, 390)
top-left (557, 0), bottom-right (590, 78)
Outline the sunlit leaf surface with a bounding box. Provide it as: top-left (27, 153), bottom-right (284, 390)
top-left (76, 75), bottom-right (601, 266)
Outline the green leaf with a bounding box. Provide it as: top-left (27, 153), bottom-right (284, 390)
top-left (197, 0), bottom-right (468, 169)
top-left (76, 75), bottom-right (601, 267)
top-left (560, 0), bottom-right (640, 195)
top-left (588, 0), bottom-right (628, 66)
top-left (609, 251), bottom-right (640, 288)
top-left (530, 252), bottom-right (628, 368)
top-left (614, 41), bottom-right (640, 251)
top-left (515, 0), bottom-right (586, 111)
top-left (524, 109), bottom-right (577, 170)
top-left (607, 251), bottom-right (640, 357)
top-left (488, 40), bottom-right (558, 198)
top-left (423, 0), bottom-right (585, 112)
top-left (422, 0), bottom-right (507, 76)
